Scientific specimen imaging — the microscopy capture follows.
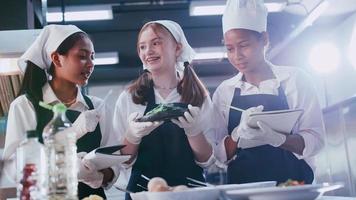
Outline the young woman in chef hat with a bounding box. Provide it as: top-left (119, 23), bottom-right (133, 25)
top-left (3, 24), bottom-right (120, 199)
top-left (213, 0), bottom-right (325, 184)
top-left (113, 20), bottom-right (216, 198)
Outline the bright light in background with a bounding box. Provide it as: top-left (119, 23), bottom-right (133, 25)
top-left (193, 47), bottom-right (227, 61)
top-left (94, 52), bottom-right (119, 65)
top-left (348, 22), bottom-right (356, 69)
top-left (47, 5), bottom-right (113, 22)
top-left (65, 10), bottom-right (112, 21)
top-left (190, 1), bottom-right (286, 16)
top-left (308, 43), bottom-right (340, 74)
top-left (190, 5), bottom-right (225, 16)
top-left (46, 12), bottom-right (63, 22)
top-left (0, 57), bottom-right (20, 75)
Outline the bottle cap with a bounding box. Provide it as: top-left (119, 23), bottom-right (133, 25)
top-left (52, 103), bottom-right (67, 113)
top-left (27, 130), bottom-right (38, 138)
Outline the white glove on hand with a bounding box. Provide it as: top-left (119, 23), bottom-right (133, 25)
top-left (231, 105), bottom-right (264, 142)
top-left (237, 138), bottom-right (267, 149)
top-left (125, 112), bottom-right (163, 144)
top-left (233, 121), bottom-right (287, 147)
top-left (171, 104), bottom-right (201, 137)
top-left (254, 121), bottom-right (287, 147)
top-left (72, 109), bottom-right (100, 139)
top-left (77, 152), bottom-right (104, 189)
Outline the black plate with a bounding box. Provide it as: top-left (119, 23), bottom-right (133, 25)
top-left (95, 145), bottom-right (126, 154)
top-left (136, 103), bottom-right (188, 122)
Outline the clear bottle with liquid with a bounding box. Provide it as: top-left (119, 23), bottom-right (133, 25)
top-left (16, 130), bottom-right (47, 200)
top-left (204, 160), bottom-right (228, 185)
top-left (43, 103), bottom-right (78, 200)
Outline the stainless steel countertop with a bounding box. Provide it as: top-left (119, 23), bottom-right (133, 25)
top-left (321, 196), bottom-right (356, 200)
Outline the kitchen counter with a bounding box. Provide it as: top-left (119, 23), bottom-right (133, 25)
top-left (321, 197), bottom-right (356, 200)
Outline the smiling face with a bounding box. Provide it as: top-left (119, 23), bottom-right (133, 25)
top-left (52, 35), bottom-right (95, 86)
top-left (137, 23), bottom-right (181, 74)
top-left (224, 29), bottom-right (268, 75)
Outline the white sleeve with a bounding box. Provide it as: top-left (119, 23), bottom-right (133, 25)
top-left (112, 91), bottom-right (139, 169)
top-left (112, 91), bottom-right (130, 144)
top-left (288, 70), bottom-right (325, 159)
top-left (2, 96), bottom-right (37, 181)
top-left (211, 86), bottom-right (231, 163)
top-left (194, 97), bottom-right (217, 168)
top-left (89, 95), bottom-right (122, 189)
top-left (90, 96), bottom-right (122, 148)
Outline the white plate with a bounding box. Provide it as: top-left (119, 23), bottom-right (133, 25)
top-left (195, 181), bottom-right (276, 192)
top-left (130, 188), bottom-right (220, 200)
top-left (83, 153), bottom-right (130, 170)
top-left (226, 183), bottom-right (344, 200)
top-left (130, 181), bottom-right (276, 200)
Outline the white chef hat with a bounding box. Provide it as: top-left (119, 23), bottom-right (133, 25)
top-left (18, 24), bottom-right (84, 74)
top-left (222, 0), bottom-right (268, 34)
top-left (141, 20), bottom-right (195, 72)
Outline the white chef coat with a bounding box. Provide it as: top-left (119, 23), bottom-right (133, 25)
top-left (2, 83), bottom-right (121, 189)
top-left (212, 63), bottom-right (326, 172)
top-left (112, 87), bottom-right (217, 168)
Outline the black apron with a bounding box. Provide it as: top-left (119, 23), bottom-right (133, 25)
top-left (125, 87), bottom-right (204, 200)
top-left (27, 93), bottom-right (106, 199)
top-left (227, 86), bottom-right (314, 184)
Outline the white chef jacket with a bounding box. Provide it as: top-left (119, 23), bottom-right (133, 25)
top-left (212, 63), bottom-right (326, 172)
top-left (2, 83), bottom-right (121, 189)
top-left (112, 87), bottom-right (217, 168)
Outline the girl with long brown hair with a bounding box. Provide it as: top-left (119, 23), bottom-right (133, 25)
top-left (113, 20), bottom-right (216, 199)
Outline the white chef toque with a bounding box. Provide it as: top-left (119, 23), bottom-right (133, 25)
top-left (222, 0), bottom-right (268, 34)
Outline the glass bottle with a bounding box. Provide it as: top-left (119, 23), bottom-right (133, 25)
top-left (43, 103), bottom-right (78, 200)
top-left (16, 130), bottom-right (47, 200)
top-left (204, 160), bottom-right (228, 185)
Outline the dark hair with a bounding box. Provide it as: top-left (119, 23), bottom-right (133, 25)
top-left (128, 23), bottom-right (208, 107)
top-left (177, 62), bottom-right (208, 107)
top-left (127, 69), bottom-right (153, 105)
top-left (18, 31), bottom-right (89, 103)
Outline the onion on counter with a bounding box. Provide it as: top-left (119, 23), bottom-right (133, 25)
top-left (147, 177), bottom-right (189, 192)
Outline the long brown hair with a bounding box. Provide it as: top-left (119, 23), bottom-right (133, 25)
top-left (128, 23), bottom-right (208, 107)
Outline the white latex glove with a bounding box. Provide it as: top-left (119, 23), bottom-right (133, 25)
top-left (237, 138), bottom-right (267, 149)
top-left (72, 109), bottom-right (100, 139)
top-left (125, 112), bottom-right (163, 144)
top-left (171, 104), bottom-right (201, 137)
top-left (77, 152), bottom-right (104, 189)
top-left (254, 121), bottom-right (287, 147)
top-left (231, 105), bottom-right (264, 142)
top-left (234, 121), bottom-right (287, 147)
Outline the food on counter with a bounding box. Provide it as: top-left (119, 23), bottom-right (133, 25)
top-left (278, 179), bottom-right (305, 187)
top-left (148, 177), bottom-right (170, 192)
top-left (82, 194), bottom-right (104, 200)
top-left (147, 177), bottom-right (189, 192)
top-left (136, 103), bottom-right (188, 122)
top-left (171, 185), bottom-right (189, 192)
